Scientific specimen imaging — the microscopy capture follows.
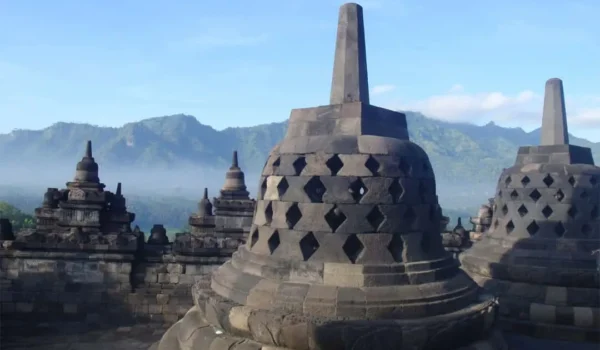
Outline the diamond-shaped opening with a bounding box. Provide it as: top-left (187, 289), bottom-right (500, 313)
top-left (555, 222), bottom-right (565, 237)
top-left (403, 206), bottom-right (416, 225)
top-left (529, 189), bottom-right (542, 202)
top-left (510, 190), bottom-right (519, 200)
top-left (264, 202), bottom-right (273, 224)
top-left (277, 177), bottom-right (289, 197)
top-left (325, 206), bottom-right (346, 232)
top-left (267, 230), bottom-right (280, 254)
top-left (498, 190), bottom-right (503, 197)
top-left (299, 232), bottom-right (320, 261)
top-left (366, 206), bottom-right (385, 231)
top-left (304, 176), bottom-right (326, 203)
top-left (580, 190), bottom-right (589, 199)
top-left (418, 181), bottom-right (427, 202)
top-left (526, 221), bottom-right (540, 236)
top-left (272, 157), bottom-right (281, 167)
top-left (285, 203), bottom-right (302, 229)
top-left (501, 204), bottom-right (508, 216)
top-left (348, 178), bottom-right (368, 202)
top-left (582, 224), bottom-right (592, 236)
top-left (293, 156), bottom-right (307, 175)
top-left (325, 154), bottom-right (344, 175)
top-left (555, 189), bottom-right (565, 202)
top-left (493, 219), bottom-right (499, 229)
top-left (591, 205), bottom-right (599, 220)
top-left (590, 176), bottom-right (598, 186)
top-left (568, 205), bottom-right (578, 218)
top-left (343, 234), bottom-right (364, 264)
top-left (542, 174), bottom-right (554, 187)
top-left (389, 179), bottom-right (404, 203)
top-left (521, 176), bottom-right (531, 187)
top-left (517, 204), bottom-right (528, 217)
top-left (260, 177), bottom-right (268, 199)
top-left (505, 176), bottom-right (512, 186)
top-left (398, 157), bottom-right (410, 175)
top-left (506, 220), bottom-right (515, 234)
top-left (541, 205), bottom-right (553, 219)
top-left (387, 234), bottom-right (404, 262)
top-left (250, 228), bottom-right (259, 248)
top-left (568, 176), bottom-right (576, 186)
top-left (365, 156), bottom-right (380, 176)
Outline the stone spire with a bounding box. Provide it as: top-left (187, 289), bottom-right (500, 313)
top-left (330, 2), bottom-right (369, 105)
top-left (232, 150), bottom-right (239, 168)
top-left (540, 78), bottom-right (569, 145)
top-left (116, 182), bottom-right (122, 196)
top-left (74, 140), bottom-right (100, 183)
top-left (197, 188), bottom-right (213, 217)
top-left (156, 3), bottom-right (502, 350)
top-left (219, 150), bottom-right (249, 198)
top-left (462, 78), bottom-right (600, 343)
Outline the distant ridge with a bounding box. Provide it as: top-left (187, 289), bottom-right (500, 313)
top-left (0, 112), bottom-right (598, 184)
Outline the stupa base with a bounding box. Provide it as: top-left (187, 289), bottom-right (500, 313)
top-left (155, 280), bottom-right (505, 350)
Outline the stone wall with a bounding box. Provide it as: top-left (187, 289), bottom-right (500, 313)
top-left (0, 241), bottom-right (232, 324)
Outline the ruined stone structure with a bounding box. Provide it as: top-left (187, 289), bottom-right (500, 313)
top-left (461, 78), bottom-right (600, 344)
top-left (0, 141), bottom-right (240, 325)
top-left (212, 151), bottom-right (255, 240)
top-left (17, 141), bottom-right (138, 246)
top-left (174, 151), bottom-right (252, 253)
top-left (441, 218), bottom-right (473, 259)
top-left (470, 199), bottom-right (494, 236)
top-left (156, 3), bottom-right (504, 350)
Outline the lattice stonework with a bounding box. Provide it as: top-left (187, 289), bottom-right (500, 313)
top-left (490, 170), bottom-right (600, 239)
top-left (251, 153), bottom-right (440, 264)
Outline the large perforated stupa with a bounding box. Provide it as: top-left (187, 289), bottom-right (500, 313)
top-left (461, 78), bottom-right (600, 344)
top-left (156, 3), bottom-right (504, 350)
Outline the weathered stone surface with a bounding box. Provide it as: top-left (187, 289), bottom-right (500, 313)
top-left (461, 78), bottom-right (600, 344)
top-left (541, 78), bottom-right (568, 146)
top-left (158, 3), bottom-right (500, 350)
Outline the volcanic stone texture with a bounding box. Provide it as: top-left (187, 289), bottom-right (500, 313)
top-left (461, 161), bottom-right (600, 343)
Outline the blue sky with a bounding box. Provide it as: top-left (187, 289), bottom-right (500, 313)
top-left (1, 0), bottom-right (599, 140)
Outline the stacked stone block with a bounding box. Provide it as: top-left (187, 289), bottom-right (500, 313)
top-left (461, 78), bottom-right (600, 345)
top-left (156, 3), bottom-right (503, 350)
top-left (0, 241), bottom-right (233, 324)
top-left (0, 249), bottom-right (133, 322)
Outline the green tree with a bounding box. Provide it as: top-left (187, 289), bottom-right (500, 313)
top-left (0, 201), bottom-right (36, 231)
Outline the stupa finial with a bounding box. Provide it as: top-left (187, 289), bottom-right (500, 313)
top-left (541, 78), bottom-right (569, 145)
top-left (116, 182), bottom-right (122, 196)
top-left (85, 140), bottom-right (93, 158)
top-left (232, 150), bottom-right (239, 168)
top-left (330, 3), bottom-right (369, 105)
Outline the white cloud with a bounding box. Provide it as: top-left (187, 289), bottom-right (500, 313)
top-left (371, 84), bottom-right (396, 96)
top-left (449, 84), bottom-right (464, 93)
top-left (387, 85), bottom-right (600, 133)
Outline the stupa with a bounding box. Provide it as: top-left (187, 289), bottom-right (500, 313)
top-left (157, 3), bottom-right (503, 350)
top-left (212, 150), bottom-right (255, 240)
top-left (17, 141), bottom-right (137, 246)
top-left (461, 78), bottom-right (600, 344)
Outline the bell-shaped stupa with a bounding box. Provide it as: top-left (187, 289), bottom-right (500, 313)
top-left (461, 78), bottom-right (600, 344)
top-left (157, 3), bottom-right (503, 350)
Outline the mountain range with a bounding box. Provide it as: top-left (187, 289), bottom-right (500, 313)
top-left (1, 112), bottom-right (598, 185)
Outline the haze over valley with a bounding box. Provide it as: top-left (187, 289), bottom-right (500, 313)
top-left (1, 112), bottom-right (598, 231)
